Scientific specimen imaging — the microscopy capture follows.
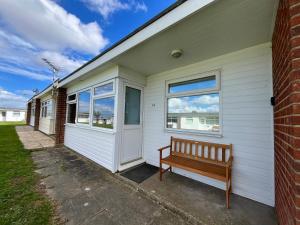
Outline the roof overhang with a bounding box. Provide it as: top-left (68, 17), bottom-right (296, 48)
top-left (52, 0), bottom-right (278, 90)
top-left (58, 0), bottom-right (216, 87)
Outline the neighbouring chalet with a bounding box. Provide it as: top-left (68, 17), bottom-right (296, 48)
top-left (26, 1), bottom-right (299, 224)
top-left (0, 108), bottom-right (26, 122)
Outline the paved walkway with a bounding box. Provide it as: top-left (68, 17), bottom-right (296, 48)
top-left (16, 128), bottom-right (277, 225)
top-left (16, 126), bottom-right (55, 149)
top-left (32, 148), bottom-right (188, 225)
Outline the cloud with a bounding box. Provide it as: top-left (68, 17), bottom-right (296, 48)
top-left (0, 21), bottom-right (88, 80)
top-left (0, 0), bottom-right (108, 55)
top-left (15, 89), bottom-right (35, 98)
top-left (82, 0), bottom-right (147, 19)
top-left (168, 94), bottom-right (219, 113)
top-left (0, 64), bottom-right (52, 81)
top-left (39, 51), bottom-right (87, 74)
top-left (0, 87), bottom-right (28, 109)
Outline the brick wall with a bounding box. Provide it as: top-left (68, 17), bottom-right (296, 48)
top-left (55, 88), bottom-right (67, 146)
top-left (34, 99), bottom-right (40, 131)
top-left (26, 102), bottom-right (31, 125)
top-left (273, 1), bottom-right (300, 224)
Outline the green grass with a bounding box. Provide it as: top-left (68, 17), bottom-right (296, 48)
top-left (0, 121), bottom-right (26, 126)
top-left (0, 124), bottom-right (54, 225)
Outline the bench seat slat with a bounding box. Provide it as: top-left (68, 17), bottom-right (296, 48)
top-left (161, 155), bottom-right (227, 181)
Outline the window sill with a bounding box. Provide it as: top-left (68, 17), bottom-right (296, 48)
top-left (65, 123), bottom-right (116, 134)
top-left (165, 128), bottom-right (223, 138)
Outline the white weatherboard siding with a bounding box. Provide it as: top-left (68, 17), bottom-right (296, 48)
top-left (39, 94), bottom-right (55, 135)
top-left (30, 115), bottom-right (35, 126)
top-left (64, 67), bottom-right (119, 172)
top-left (143, 43), bottom-right (274, 206)
top-left (65, 125), bottom-right (115, 171)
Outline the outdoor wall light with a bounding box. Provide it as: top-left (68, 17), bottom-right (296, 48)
top-left (171, 49), bottom-right (183, 58)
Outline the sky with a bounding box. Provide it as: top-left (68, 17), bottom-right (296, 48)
top-left (0, 0), bottom-right (176, 109)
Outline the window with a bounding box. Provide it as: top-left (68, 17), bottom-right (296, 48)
top-left (41, 100), bottom-right (52, 118)
top-left (93, 97), bottom-right (114, 129)
top-left (166, 72), bottom-right (220, 134)
top-left (94, 82), bottom-right (113, 96)
top-left (13, 112), bottom-right (20, 117)
top-left (66, 80), bottom-right (115, 129)
top-left (68, 94), bottom-right (76, 101)
top-left (77, 90), bottom-right (91, 124)
top-left (92, 82), bottom-right (115, 129)
top-left (124, 86), bottom-right (141, 125)
top-left (67, 94), bottom-right (77, 124)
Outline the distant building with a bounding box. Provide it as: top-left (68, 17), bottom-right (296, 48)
top-left (0, 108), bottom-right (26, 122)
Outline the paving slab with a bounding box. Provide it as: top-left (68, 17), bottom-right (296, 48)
top-left (30, 146), bottom-right (277, 225)
top-left (140, 171), bottom-right (277, 225)
top-left (15, 125), bottom-right (55, 149)
top-left (31, 148), bottom-right (190, 225)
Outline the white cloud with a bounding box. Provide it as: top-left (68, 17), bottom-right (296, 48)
top-left (0, 27), bottom-right (87, 80)
top-left (15, 89), bottom-right (35, 97)
top-left (168, 95), bottom-right (219, 113)
top-left (82, 0), bottom-right (147, 19)
top-left (0, 87), bottom-right (28, 109)
top-left (39, 51), bottom-right (87, 74)
top-left (0, 0), bottom-right (108, 55)
top-left (0, 64), bottom-right (52, 81)
top-left (134, 1), bottom-right (147, 13)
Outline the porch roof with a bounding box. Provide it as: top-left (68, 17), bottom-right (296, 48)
top-left (58, 0), bottom-right (278, 89)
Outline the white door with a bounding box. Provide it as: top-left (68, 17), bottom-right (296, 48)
top-left (120, 83), bottom-right (143, 165)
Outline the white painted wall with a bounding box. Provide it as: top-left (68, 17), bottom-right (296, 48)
top-left (30, 115), bottom-right (34, 126)
top-left (65, 125), bottom-right (115, 171)
top-left (39, 94), bottom-right (56, 135)
top-left (0, 110), bottom-right (26, 121)
top-left (143, 43), bottom-right (274, 206)
top-left (64, 65), bottom-right (146, 172)
top-left (64, 66), bottom-right (119, 172)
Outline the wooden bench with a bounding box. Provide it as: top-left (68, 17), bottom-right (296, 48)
top-left (158, 136), bottom-right (233, 208)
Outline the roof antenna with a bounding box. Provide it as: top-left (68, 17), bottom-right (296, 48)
top-left (42, 58), bottom-right (60, 97)
top-left (32, 88), bottom-right (39, 95)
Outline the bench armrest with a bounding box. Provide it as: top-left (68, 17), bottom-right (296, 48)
top-left (157, 145), bottom-right (171, 152)
top-left (158, 145), bottom-right (171, 160)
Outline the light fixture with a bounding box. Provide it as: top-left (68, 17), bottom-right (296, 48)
top-left (171, 49), bottom-right (183, 58)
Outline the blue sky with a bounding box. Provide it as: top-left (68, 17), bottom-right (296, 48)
top-left (0, 0), bottom-right (175, 108)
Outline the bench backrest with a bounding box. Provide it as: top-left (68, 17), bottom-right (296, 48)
top-left (170, 137), bottom-right (232, 164)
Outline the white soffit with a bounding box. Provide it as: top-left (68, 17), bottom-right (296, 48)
top-left (114, 0), bottom-right (277, 75)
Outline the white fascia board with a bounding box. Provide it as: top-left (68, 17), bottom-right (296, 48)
top-left (34, 86), bottom-right (53, 99)
top-left (58, 0), bottom-right (215, 88)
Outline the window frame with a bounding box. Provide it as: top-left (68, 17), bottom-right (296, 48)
top-left (66, 93), bottom-right (77, 124)
top-left (65, 79), bottom-right (116, 133)
top-left (76, 88), bottom-right (92, 126)
top-left (165, 70), bottom-right (222, 136)
top-left (91, 80), bottom-right (116, 130)
top-left (40, 100), bottom-right (52, 118)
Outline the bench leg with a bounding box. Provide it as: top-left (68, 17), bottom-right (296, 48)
top-left (159, 161), bottom-right (162, 181)
top-left (170, 166), bottom-right (172, 173)
top-left (226, 189), bottom-right (230, 209)
top-left (225, 167), bottom-right (231, 209)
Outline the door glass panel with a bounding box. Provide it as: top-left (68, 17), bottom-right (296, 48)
top-left (124, 86), bottom-right (141, 125)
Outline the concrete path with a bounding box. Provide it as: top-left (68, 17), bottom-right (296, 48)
top-left (16, 126), bottom-right (54, 149)
top-left (141, 172), bottom-right (277, 225)
top-left (32, 148), bottom-right (188, 225)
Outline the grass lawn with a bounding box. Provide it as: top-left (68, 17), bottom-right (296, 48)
top-left (0, 122), bottom-right (55, 225)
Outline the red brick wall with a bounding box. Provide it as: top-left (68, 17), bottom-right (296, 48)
top-left (26, 102), bottom-right (31, 125)
top-left (273, 1), bottom-right (300, 224)
top-left (55, 88), bottom-right (67, 146)
top-left (34, 99), bottom-right (40, 131)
